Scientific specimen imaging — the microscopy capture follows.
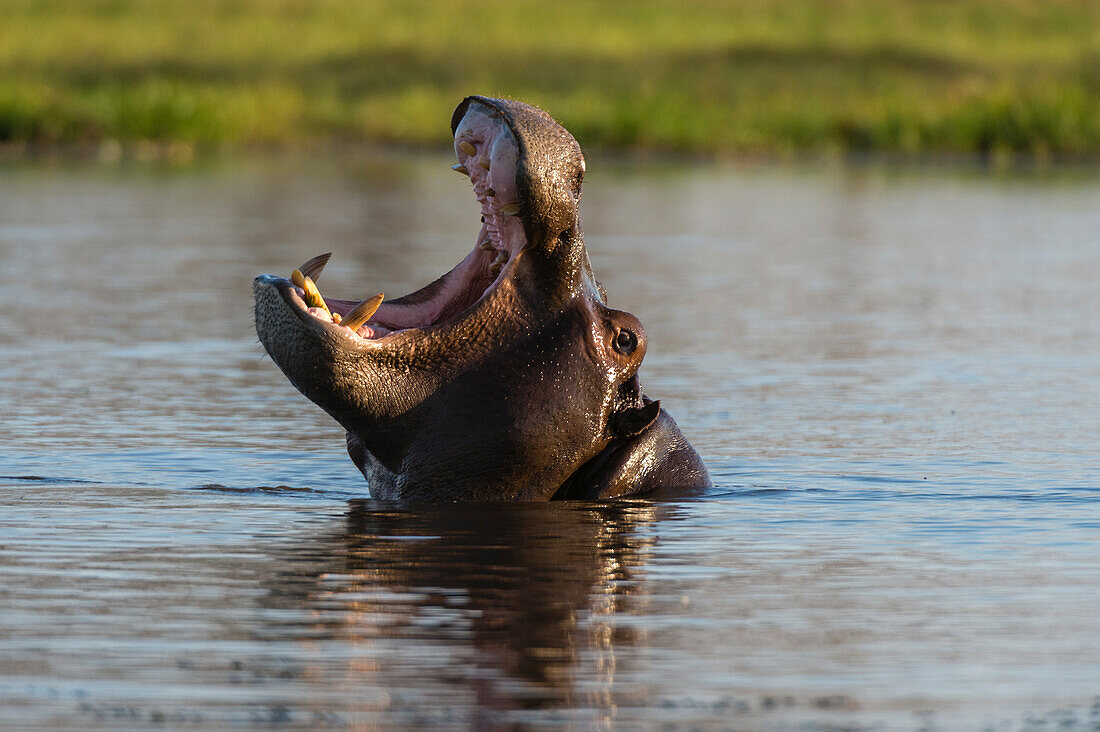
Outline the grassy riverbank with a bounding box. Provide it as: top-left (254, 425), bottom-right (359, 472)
top-left (2, 0), bottom-right (1099, 156)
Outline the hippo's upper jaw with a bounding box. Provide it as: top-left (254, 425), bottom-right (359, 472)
top-left (254, 96), bottom-right (711, 501)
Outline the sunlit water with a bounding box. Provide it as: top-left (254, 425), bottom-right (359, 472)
top-left (2, 154), bottom-right (1098, 729)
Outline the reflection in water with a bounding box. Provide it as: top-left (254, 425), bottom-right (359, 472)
top-left (262, 501), bottom-right (662, 726)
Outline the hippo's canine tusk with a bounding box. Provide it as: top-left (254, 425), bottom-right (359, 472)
top-left (301, 276), bottom-right (330, 316)
top-left (297, 252), bottom-right (332, 282)
top-left (340, 294), bottom-right (385, 331)
top-left (489, 250), bottom-right (509, 276)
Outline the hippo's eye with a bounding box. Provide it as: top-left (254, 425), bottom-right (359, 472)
top-left (613, 328), bottom-right (637, 355)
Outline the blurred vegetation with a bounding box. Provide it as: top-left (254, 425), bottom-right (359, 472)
top-left (2, 0), bottom-right (1099, 156)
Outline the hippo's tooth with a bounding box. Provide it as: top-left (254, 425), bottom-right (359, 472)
top-left (493, 250), bottom-right (509, 266)
top-left (485, 187), bottom-right (496, 197)
top-left (478, 159), bottom-right (491, 171)
top-left (451, 163), bottom-right (469, 175)
top-left (459, 141), bottom-right (476, 156)
top-left (302, 276), bottom-right (330, 315)
top-left (479, 240), bottom-right (495, 251)
top-left (340, 294), bottom-right (385, 332)
top-left (297, 252), bottom-right (332, 282)
top-left (489, 249), bottom-right (509, 276)
top-left (499, 203), bottom-right (521, 216)
top-left (291, 269), bottom-right (306, 289)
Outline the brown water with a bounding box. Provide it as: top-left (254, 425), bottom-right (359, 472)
top-left (2, 155), bottom-right (1099, 729)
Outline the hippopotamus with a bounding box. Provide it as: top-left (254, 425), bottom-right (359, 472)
top-left (253, 96), bottom-right (710, 501)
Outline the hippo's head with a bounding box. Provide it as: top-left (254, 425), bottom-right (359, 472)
top-left (254, 96), bottom-right (709, 501)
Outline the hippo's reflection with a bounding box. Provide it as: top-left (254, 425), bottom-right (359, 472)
top-left (261, 500), bottom-right (664, 720)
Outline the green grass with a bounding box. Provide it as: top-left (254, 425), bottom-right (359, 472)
top-left (2, 0), bottom-right (1100, 155)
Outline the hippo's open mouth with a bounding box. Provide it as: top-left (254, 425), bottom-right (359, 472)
top-left (253, 94), bottom-right (709, 501)
top-left (257, 103), bottom-right (528, 346)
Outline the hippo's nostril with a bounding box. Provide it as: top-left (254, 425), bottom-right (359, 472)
top-left (614, 329), bottom-right (638, 355)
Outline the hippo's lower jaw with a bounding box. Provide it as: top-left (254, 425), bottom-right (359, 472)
top-left (255, 96), bottom-right (711, 501)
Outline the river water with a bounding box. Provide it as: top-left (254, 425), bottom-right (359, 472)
top-left (1, 154), bottom-right (1098, 729)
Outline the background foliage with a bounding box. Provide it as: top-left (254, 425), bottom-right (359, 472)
top-left (3, 0), bottom-right (1099, 155)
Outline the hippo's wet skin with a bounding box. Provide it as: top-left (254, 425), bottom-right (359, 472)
top-left (253, 96), bottom-right (710, 501)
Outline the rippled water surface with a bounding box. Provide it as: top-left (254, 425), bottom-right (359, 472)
top-left (2, 155), bottom-right (1099, 729)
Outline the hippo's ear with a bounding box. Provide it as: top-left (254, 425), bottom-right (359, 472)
top-left (609, 399), bottom-right (661, 438)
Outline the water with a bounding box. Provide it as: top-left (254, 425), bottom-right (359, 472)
top-left (2, 154), bottom-right (1098, 729)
